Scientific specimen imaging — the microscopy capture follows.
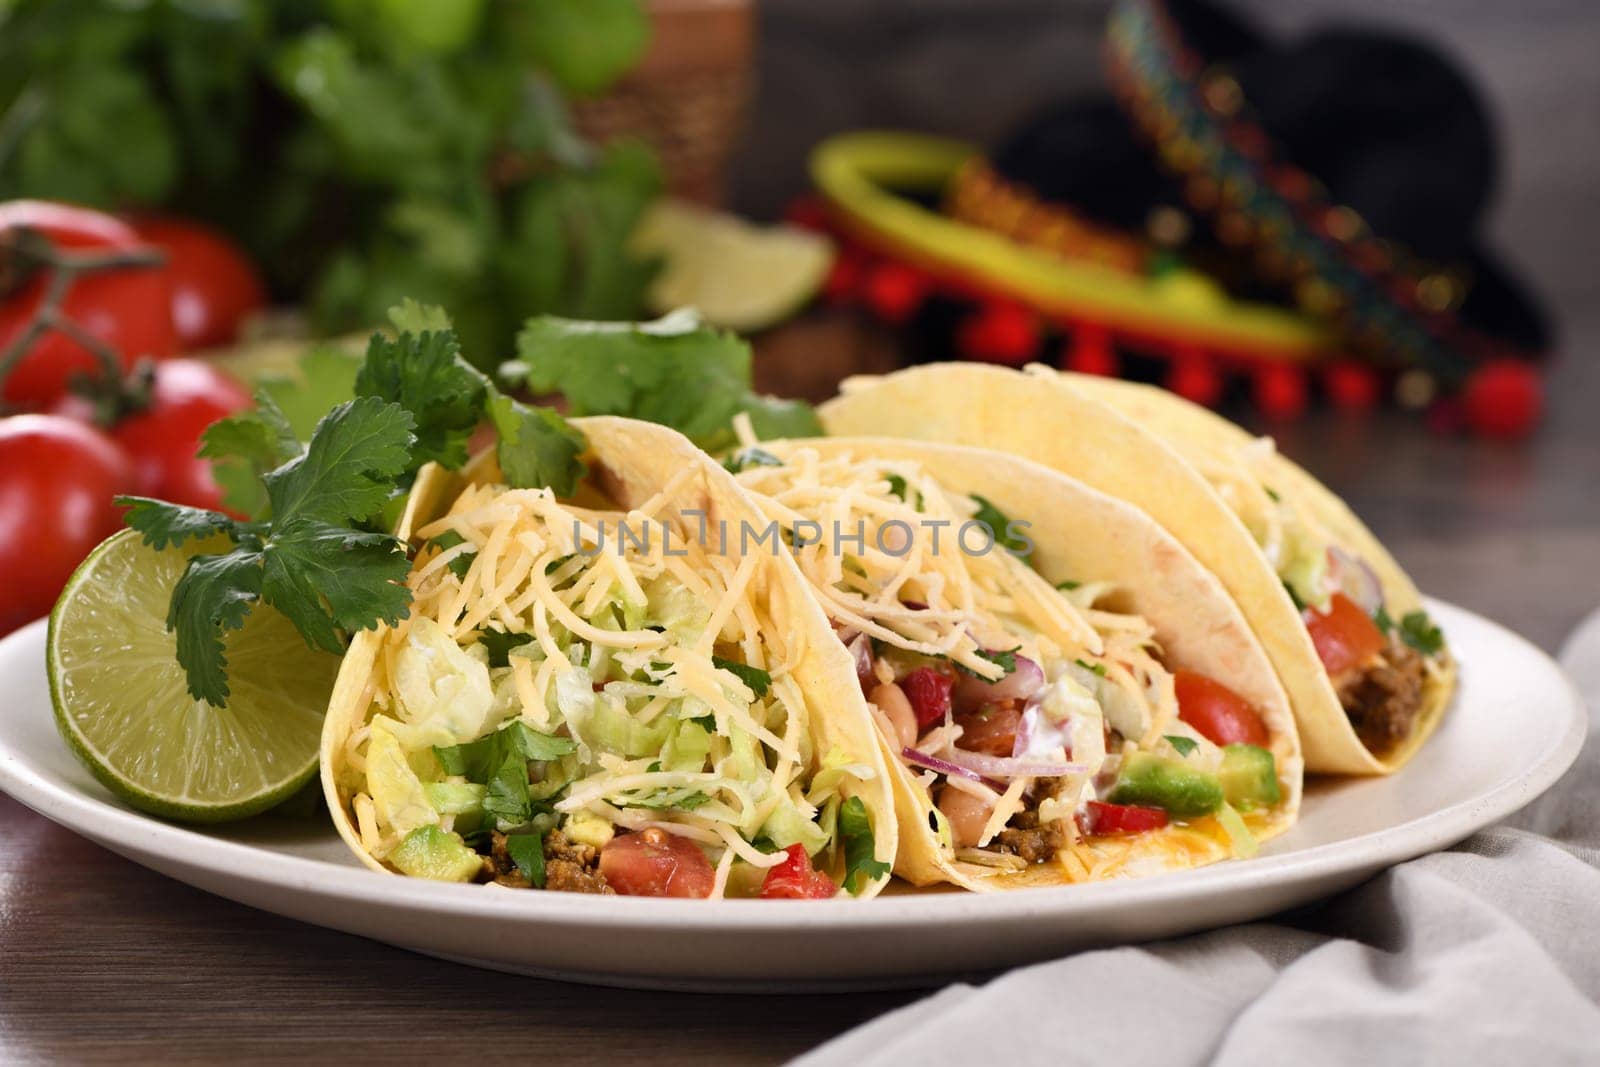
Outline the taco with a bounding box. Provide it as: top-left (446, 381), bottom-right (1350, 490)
top-left (820, 363), bottom-right (1454, 774)
top-left (320, 417), bottom-right (897, 899)
top-left (729, 436), bottom-right (1300, 889)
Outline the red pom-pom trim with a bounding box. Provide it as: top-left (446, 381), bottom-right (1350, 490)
top-left (783, 195), bottom-right (832, 233)
top-left (958, 303), bottom-right (1040, 365)
top-left (863, 262), bottom-right (928, 323)
top-left (822, 251), bottom-right (866, 305)
top-left (1065, 325), bottom-right (1118, 377)
top-left (1253, 364), bottom-right (1308, 421)
top-left (1461, 359), bottom-right (1543, 440)
top-left (1166, 347), bottom-right (1223, 407)
top-left (1323, 362), bottom-right (1380, 412)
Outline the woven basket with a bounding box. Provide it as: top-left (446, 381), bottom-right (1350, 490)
top-left (573, 0), bottom-right (756, 205)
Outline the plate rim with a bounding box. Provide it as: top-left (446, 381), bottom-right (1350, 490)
top-left (0, 597), bottom-right (1586, 933)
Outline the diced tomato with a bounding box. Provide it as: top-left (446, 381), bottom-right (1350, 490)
top-left (599, 829), bottom-right (716, 898)
top-left (1175, 672), bottom-right (1270, 747)
top-left (1303, 592), bottom-right (1387, 676)
top-left (758, 844), bottom-right (838, 899)
top-left (954, 700), bottom-right (1022, 756)
top-left (903, 666), bottom-right (955, 729)
top-left (1079, 800), bottom-right (1169, 836)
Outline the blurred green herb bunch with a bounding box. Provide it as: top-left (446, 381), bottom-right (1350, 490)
top-left (0, 0), bottom-right (661, 364)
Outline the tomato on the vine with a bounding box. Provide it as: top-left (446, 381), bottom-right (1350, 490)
top-left (0, 201), bottom-right (176, 409)
top-left (0, 415), bottom-right (133, 636)
top-left (129, 217), bottom-right (266, 351)
top-left (58, 359), bottom-right (250, 514)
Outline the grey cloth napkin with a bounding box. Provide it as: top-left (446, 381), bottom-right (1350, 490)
top-left (798, 610), bottom-right (1600, 1066)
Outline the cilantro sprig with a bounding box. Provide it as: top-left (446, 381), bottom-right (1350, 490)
top-left (123, 304), bottom-right (591, 707)
top-left (505, 308), bottom-right (821, 450)
top-left (122, 396), bottom-right (419, 705)
top-left (839, 796), bottom-right (890, 894)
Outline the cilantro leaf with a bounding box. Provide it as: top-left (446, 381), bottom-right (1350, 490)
top-left (885, 473), bottom-right (908, 502)
top-left (262, 397), bottom-right (416, 525)
top-left (199, 391), bottom-right (305, 519)
top-left (120, 498), bottom-right (239, 550)
top-left (970, 495), bottom-right (1032, 561)
top-left (839, 795), bottom-right (890, 894)
top-left (1075, 658), bottom-right (1108, 678)
top-left (486, 387), bottom-right (587, 496)
top-left (483, 752), bottom-right (532, 829)
top-left (166, 548), bottom-right (264, 707)
top-left (509, 309), bottom-right (817, 449)
top-left (354, 329), bottom-right (486, 470)
top-left (430, 530), bottom-right (475, 579)
top-left (256, 346), bottom-right (362, 441)
top-left (957, 647), bottom-right (1021, 677)
top-left (623, 789), bottom-right (713, 811)
top-left (1165, 735), bottom-right (1199, 757)
top-left (434, 721), bottom-right (576, 780)
top-left (1374, 605), bottom-right (1395, 635)
top-left (1055, 579), bottom-right (1081, 591)
top-left (259, 518), bottom-right (413, 654)
top-left (200, 392), bottom-right (302, 470)
top-left (712, 655), bottom-right (771, 697)
top-left (734, 393), bottom-right (823, 444)
top-left (1399, 610), bottom-right (1444, 655)
top-left (387, 299), bottom-right (454, 334)
top-left (478, 627), bottom-right (534, 668)
top-left (504, 830), bottom-right (547, 888)
top-left (1282, 580), bottom-right (1307, 611)
top-left (723, 446), bottom-right (782, 474)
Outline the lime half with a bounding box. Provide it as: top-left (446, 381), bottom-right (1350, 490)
top-left (632, 199), bottom-right (835, 332)
top-left (47, 529), bottom-right (342, 823)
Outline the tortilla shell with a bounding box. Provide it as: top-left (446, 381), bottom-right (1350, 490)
top-left (820, 362), bottom-right (1454, 774)
top-left (752, 436), bottom-right (1302, 891)
top-left (318, 417), bottom-right (899, 896)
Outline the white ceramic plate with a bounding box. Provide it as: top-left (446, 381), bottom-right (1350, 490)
top-left (0, 600), bottom-right (1583, 992)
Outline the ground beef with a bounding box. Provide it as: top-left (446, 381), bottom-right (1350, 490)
top-left (993, 810), bottom-right (1068, 864)
top-left (486, 830), bottom-right (613, 894)
top-left (1336, 636), bottom-right (1427, 753)
top-left (542, 830), bottom-right (613, 895)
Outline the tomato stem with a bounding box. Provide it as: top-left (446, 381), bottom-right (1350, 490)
top-left (0, 227), bottom-right (167, 405)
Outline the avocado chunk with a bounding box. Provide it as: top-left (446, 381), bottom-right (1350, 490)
top-left (388, 825), bottom-right (482, 882)
top-left (1108, 752), bottom-right (1224, 818)
top-left (1218, 744), bottom-right (1281, 811)
top-left (423, 781), bottom-right (486, 816)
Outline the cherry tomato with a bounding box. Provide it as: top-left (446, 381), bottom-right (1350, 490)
top-left (1303, 592), bottom-right (1387, 677)
top-left (598, 829), bottom-right (716, 898)
top-left (127, 217), bottom-right (266, 351)
top-left (758, 844), bottom-right (837, 900)
top-left (102, 360), bottom-right (249, 512)
top-left (0, 415), bottom-right (132, 635)
top-left (954, 700), bottom-right (1023, 757)
top-left (1174, 671), bottom-right (1270, 747)
top-left (0, 202), bottom-right (176, 409)
top-left (1079, 800), bottom-right (1169, 836)
top-left (902, 665), bottom-right (955, 729)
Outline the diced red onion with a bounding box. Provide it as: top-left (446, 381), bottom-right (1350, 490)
top-left (846, 632), bottom-right (874, 695)
top-left (1329, 546), bottom-right (1383, 613)
top-left (942, 746), bottom-right (1082, 780)
top-left (901, 747), bottom-right (986, 783)
top-left (953, 652), bottom-right (1045, 712)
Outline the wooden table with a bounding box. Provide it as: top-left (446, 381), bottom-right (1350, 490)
top-left (5, 321), bottom-right (1595, 1063)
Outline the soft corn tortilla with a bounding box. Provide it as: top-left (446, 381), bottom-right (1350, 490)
top-left (820, 362), bottom-right (1454, 774)
top-left (319, 417), bottom-right (899, 896)
top-left (749, 437), bottom-right (1302, 891)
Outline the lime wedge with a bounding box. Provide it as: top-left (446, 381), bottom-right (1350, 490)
top-left (47, 529), bottom-right (341, 823)
top-left (631, 199), bottom-right (835, 332)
